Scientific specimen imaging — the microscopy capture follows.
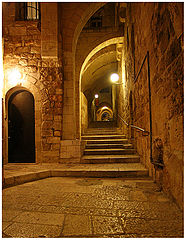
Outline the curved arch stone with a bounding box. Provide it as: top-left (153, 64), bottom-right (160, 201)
top-left (80, 37), bottom-right (123, 78)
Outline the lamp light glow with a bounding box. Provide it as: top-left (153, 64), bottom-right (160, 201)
top-left (95, 94), bottom-right (99, 99)
top-left (110, 73), bottom-right (119, 83)
top-left (8, 69), bottom-right (24, 85)
top-left (101, 106), bottom-right (108, 110)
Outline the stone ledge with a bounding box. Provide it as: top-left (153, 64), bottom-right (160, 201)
top-left (3, 170), bottom-right (51, 189)
top-left (3, 167), bottom-right (149, 188)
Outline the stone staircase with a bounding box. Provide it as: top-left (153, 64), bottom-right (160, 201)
top-left (3, 128), bottom-right (150, 188)
top-left (81, 127), bottom-right (149, 178)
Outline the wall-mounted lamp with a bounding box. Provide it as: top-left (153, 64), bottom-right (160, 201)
top-left (95, 94), bottom-right (99, 99)
top-left (110, 73), bottom-right (119, 83)
top-left (110, 73), bottom-right (123, 85)
top-left (7, 68), bottom-right (25, 86)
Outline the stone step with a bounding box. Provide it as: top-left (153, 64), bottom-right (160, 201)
top-left (82, 154), bottom-right (140, 164)
top-left (51, 163), bottom-right (148, 178)
top-left (88, 121), bottom-right (117, 128)
top-left (85, 127), bottom-right (119, 130)
top-left (84, 129), bottom-right (118, 132)
top-left (85, 139), bottom-right (129, 144)
top-left (84, 129), bottom-right (120, 134)
top-left (3, 163), bottom-right (149, 188)
top-left (83, 132), bottom-right (119, 135)
top-left (82, 135), bottom-right (126, 140)
top-left (81, 128), bottom-right (144, 175)
top-left (84, 148), bottom-right (136, 155)
top-left (86, 143), bottom-right (133, 149)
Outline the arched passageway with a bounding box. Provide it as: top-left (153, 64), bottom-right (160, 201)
top-left (79, 39), bottom-right (122, 132)
top-left (8, 90), bottom-right (35, 163)
top-left (96, 105), bottom-right (113, 121)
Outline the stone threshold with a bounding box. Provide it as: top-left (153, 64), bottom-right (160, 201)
top-left (3, 163), bottom-right (149, 188)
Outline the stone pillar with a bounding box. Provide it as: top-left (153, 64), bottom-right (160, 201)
top-left (62, 52), bottom-right (76, 140)
top-left (40, 3), bottom-right (63, 162)
top-left (59, 3), bottom-right (81, 163)
top-left (60, 51), bottom-right (81, 163)
top-left (41, 3), bottom-right (58, 59)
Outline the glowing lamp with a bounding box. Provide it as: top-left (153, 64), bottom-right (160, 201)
top-left (101, 106), bottom-right (108, 110)
top-left (95, 94), bottom-right (99, 99)
top-left (8, 69), bottom-right (24, 85)
top-left (110, 73), bottom-right (119, 83)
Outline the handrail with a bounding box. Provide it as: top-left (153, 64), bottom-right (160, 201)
top-left (131, 124), bottom-right (148, 133)
top-left (118, 114), bottom-right (149, 133)
top-left (118, 114), bottom-right (129, 127)
top-left (119, 51), bottom-right (153, 165)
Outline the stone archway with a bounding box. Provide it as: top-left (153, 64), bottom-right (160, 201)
top-left (4, 86), bottom-right (42, 164)
top-left (60, 3), bottom-right (124, 162)
top-left (8, 89), bottom-right (35, 163)
top-left (60, 2), bottom-right (106, 140)
top-left (96, 105), bottom-right (113, 121)
top-left (79, 37), bottom-right (123, 136)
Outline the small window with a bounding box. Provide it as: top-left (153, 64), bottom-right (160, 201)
top-left (16, 2), bottom-right (40, 21)
top-left (86, 16), bottom-right (102, 29)
top-left (84, 7), bottom-right (103, 30)
top-left (89, 17), bottom-right (102, 28)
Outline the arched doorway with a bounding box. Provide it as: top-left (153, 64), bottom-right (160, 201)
top-left (8, 90), bottom-right (35, 163)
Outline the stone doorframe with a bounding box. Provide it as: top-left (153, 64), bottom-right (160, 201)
top-left (4, 85), bottom-right (42, 164)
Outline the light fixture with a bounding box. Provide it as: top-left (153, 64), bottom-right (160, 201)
top-left (8, 68), bottom-right (24, 86)
top-left (110, 73), bottom-right (119, 83)
top-left (95, 94), bottom-right (99, 98)
top-left (101, 106), bottom-right (109, 110)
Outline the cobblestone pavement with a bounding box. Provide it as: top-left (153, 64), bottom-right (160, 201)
top-left (2, 177), bottom-right (183, 238)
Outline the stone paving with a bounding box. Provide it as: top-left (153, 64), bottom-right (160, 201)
top-left (2, 177), bottom-right (183, 238)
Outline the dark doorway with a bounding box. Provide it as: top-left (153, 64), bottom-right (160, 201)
top-left (8, 90), bottom-right (35, 163)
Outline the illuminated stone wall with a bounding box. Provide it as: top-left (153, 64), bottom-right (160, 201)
top-left (2, 2), bottom-right (63, 163)
top-left (81, 92), bottom-right (88, 134)
top-left (118, 2), bottom-right (183, 208)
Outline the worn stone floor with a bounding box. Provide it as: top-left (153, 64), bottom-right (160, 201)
top-left (2, 177), bottom-right (183, 238)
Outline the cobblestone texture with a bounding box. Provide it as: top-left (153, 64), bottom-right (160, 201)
top-left (2, 177), bottom-right (183, 238)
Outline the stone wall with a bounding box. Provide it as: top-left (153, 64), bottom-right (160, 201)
top-left (117, 20), bottom-right (134, 139)
top-left (3, 3), bottom-right (63, 163)
top-left (40, 60), bottom-right (63, 162)
top-left (81, 92), bottom-right (88, 134)
top-left (118, 2), bottom-right (183, 208)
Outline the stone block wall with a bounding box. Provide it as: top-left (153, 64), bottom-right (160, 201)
top-left (60, 140), bottom-right (81, 163)
top-left (81, 92), bottom-right (88, 134)
top-left (39, 61), bottom-right (63, 162)
top-left (118, 2), bottom-right (183, 208)
top-left (117, 21), bottom-right (134, 138)
top-left (3, 3), bottom-right (63, 163)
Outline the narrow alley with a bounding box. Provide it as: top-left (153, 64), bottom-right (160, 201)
top-left (2, 2), bottom-right (184, 238)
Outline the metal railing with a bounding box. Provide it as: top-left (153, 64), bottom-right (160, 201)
top-left (118, 114), bottom-right (149, 135)
top-left (118, 51), bottom-right (155, 165)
